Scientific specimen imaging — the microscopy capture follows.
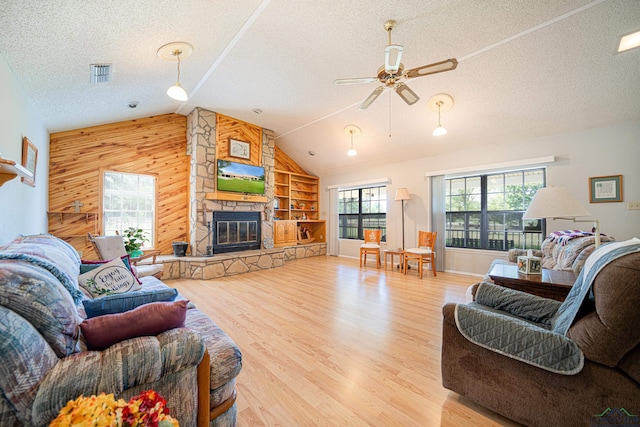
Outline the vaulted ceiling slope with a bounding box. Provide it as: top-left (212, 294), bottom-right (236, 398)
top-left (1, 0), bottom-right (639, 175)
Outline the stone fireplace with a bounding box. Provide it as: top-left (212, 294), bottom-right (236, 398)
top-left (186, 108), bottom-right (275, 256)
top-left (156, 108), bottom-right (326, 279)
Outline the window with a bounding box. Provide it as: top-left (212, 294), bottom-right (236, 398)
top-left (338, 186), bottom-right (387, 241)
top-left (445, 168), bottom-right (545, 251)
top-left (103, 171), bottom-right (156, 248)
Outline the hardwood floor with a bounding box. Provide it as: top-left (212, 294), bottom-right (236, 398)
top-left (166, 255), bottom-right (521, 427)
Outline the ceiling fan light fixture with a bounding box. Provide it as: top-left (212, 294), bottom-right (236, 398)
top-left (334, 19), bottom-right (458, 111)
top-left (344, 124), bottom-right (361, 157)
top-left (384, 44), bottom-right (403, 73)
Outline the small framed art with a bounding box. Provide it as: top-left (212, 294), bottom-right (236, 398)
top-left (21, 136), bottom-right (37, 186)
top-left (229, 138), bottom-right (251, 160)
top-left (589, 175), bottom-right (622, 203)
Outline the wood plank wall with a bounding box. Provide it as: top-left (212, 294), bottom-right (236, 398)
top-left (275, 146), bottom-right (308, 174)
top-left (49, 114), bottom-right (189, 257)
top-left (216, 113), bottom-right (262, 166)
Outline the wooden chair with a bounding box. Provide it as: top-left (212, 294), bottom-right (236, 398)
top-left (404, 231), bottom-right (437, 278)
top-left (359, 229), bottom-right (382, 268)
top-left (88, 232), bottom-right (164, 279)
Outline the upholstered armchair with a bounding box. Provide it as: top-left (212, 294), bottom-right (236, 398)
top-left (88, 232), bottom-right (164, 278)
top-left (442, 240), bottom-right (640, 426)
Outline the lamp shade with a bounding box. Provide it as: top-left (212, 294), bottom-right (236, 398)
top-left (167, 83), bottom-right (188, 101)
top-left (523, 186), bottom-right (591, 219)
top-left (395, 188), bottom-right (411, 201)
top-left (432, 126), bottom-right (447, 136)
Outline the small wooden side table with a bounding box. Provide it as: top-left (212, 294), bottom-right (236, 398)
top-left (383, 249), bottom-right (405, 271)
top-left (488, 263), bottom-right (577, 301)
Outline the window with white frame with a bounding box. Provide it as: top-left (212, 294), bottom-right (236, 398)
top-left (338, 186), bottom-right (387, 241)
top-left (102, 171), bottom-right (156, 248)
top-left (445, 168), bottom-right (545, 250)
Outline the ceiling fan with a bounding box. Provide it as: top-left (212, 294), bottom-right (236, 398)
top-left (334, 19), bottom-right (458, 110)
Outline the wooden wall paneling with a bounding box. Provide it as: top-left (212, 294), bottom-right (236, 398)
top-left (275, 146), bottom-right (307, 175)
top-left (49, 114), bottom-right (189, 256)
top-left (216, 114), bottom-right (262, 166)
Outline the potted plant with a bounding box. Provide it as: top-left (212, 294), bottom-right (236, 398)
top-left (122, 227), bottom-right (148, 258)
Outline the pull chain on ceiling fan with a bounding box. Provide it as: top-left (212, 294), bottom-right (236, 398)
top-left (334, 19), bottom-right (458, 110)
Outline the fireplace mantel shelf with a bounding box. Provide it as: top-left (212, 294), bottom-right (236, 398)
top-left (206, 192), bottom-right (268, 203)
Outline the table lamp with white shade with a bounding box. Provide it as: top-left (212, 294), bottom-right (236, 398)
top-left (523, 186), bottom-right (601, 248)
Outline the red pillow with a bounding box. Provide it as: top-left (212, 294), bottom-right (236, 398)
top-left (80, 300), bottom-right (188, 351)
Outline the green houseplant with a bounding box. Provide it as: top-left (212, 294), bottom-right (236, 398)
top-left (122, 227), bottom-right (148, 258)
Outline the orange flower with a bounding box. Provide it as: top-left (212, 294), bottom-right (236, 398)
top-left (49, 390), bottom-right (178, 427)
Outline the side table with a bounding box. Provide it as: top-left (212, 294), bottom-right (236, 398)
top-left (383, 249), bottom-right (405, 271)
top-left (488, 263), bottom-right (577, 301)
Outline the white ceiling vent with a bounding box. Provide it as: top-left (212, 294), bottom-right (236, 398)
top-left (90, 63), bottom-right (112, 83)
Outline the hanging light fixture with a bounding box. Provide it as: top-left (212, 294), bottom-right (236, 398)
top-left (157, 42), bottom-right (193, 102)
top-left (428, 93), bottom-right (454, 137)
top-left (344, 125), bottom-right (361, 156)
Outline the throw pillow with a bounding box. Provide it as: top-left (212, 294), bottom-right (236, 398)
top-left (80, 300), bottom-right (188, 351)
top-left (80, 255), bottom-right (141, 284)
top-left (78, 257), bottom-right (141, 298)
top-left (82, 287), bottom-right (179, 318)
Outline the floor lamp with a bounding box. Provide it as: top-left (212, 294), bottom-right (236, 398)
top-left (395, 188), bottom-right (411, 250)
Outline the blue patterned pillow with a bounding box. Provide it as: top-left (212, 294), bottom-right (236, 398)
top-left (82, 287), bottom-right (178, 318)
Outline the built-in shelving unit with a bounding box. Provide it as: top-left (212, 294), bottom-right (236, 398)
top-left (273, 170), bottom-right (325, 246)
top-left (0, 157), bottom-right (32, 187)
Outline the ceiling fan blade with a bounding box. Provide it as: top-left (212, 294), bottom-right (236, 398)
top-left (395, 82), bottom-right (420, 106)
top-left (384, 44), bottom-right (403, 74)
top-left (358, 86), bottom-right (385, 110)
top-left (333, 77), bottom-right (378, 85)
top-left (404, 58), bottom-right (458, 79)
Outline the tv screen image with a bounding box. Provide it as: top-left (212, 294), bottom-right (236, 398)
top-left (217, 160), bottom-right (265, 195)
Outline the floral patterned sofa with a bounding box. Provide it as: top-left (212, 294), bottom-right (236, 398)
top-left (0, 234), bottom-right (241, 427)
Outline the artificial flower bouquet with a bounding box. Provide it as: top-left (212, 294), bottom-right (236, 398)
top-left (49, 389), bottom-right (179, 427)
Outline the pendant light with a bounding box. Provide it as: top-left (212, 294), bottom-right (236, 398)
top-left (157, 42), bottom-right (193, 102)
top-left (428, 93), bottom-right (454, 137)
top-left (344, 125), bottom-right (361, 156)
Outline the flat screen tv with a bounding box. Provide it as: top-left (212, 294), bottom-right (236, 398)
top-left (216, 160), bottom-right (265, 195)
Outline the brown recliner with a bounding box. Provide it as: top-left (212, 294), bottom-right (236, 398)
top-left (442, 251), bottom-right (640, 427)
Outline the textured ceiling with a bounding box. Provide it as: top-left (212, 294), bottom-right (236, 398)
top-left (1, 0), bottom-right (639, 176)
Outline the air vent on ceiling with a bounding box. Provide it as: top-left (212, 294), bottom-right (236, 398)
top-left (90, 63), bottom-right (112, 83)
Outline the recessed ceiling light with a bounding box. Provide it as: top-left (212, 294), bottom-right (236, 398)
top-left (617, 29), bottom-right (640, 53)
top-left (308, 151), bottom-right (316, 156)
top-left (253, 108), bottom-right (263, 114)
top-left (128, 101), bottom-right (139, 109)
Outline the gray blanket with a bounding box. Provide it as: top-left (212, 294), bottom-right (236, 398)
top-left (551, 238), bottom-right (640, 335)
top-left (455, 282), bottom-right (584, 375)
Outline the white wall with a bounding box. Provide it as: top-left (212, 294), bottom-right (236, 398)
top-left (321, 122), bottom-right (640, 276)
top-left (0, 55), bottom-right (49, 244)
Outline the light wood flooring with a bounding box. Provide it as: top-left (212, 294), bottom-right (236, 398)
top-left (166, 255), bottom-right (521, 427)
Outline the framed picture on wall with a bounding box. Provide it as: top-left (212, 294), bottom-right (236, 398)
top-left (21, 136), bottom-right (37, 186)
top-left (229, 138), bottom-right (251, 160)
top-left (589, 175), bottom-right (622, 203)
